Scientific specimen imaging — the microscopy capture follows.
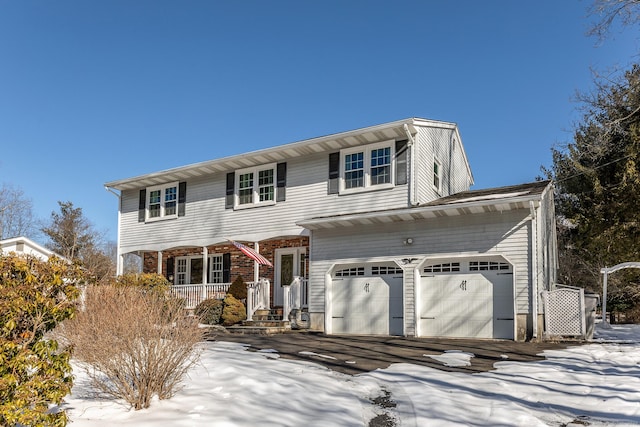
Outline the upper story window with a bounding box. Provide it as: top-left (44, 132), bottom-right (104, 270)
top-left (147, 182), bottom-right (178, 221)
top-left (340, 141), bottom-right (394, 193)
top-left (226, 162), bottom-right (286, 210)
top-left (433, 158), bottom-right (442, 193)
top-left (235, 164), bottom-right (276, 208)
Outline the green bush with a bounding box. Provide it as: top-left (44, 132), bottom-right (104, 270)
top-left (227, 275), bottom-right (247, 300)
top-left (194, 298), bottom-right (224, 325)
top-left (221, 294), bottom-right (246, 326)
top-left (0, 254), bottom-right (83, 427)
top-left (115, 272), bottom-right (170, 295)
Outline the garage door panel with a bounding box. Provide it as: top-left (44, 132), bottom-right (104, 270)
top-left (331, 273), bottom-right (403, 336)
top-left (419, 268), bottom-right (514, 339)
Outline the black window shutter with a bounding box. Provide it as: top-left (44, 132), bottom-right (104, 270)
top-left (138, 189), bottom-right (146, 222)
top-left (395, 140), bottom-right (408, 185)
top-left (166, 257), bottom-right (174, 283)
top-left (178, 182), bottom-right (187, 216)
top-left (222, 253), bottom-right (231, 283)
top-left (328, 152), bottom-right (340, 194)
top-left (276, 162), bottom-right (287, 202)
top-left (225, 172), bottom-right (235, 209)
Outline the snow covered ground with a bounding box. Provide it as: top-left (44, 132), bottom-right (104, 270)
top-left (63, 324), bottom-right (640, 426)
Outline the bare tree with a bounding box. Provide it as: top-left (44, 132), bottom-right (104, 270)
top-left (0, 183), bottom-right (39, 240)
top-left (42, 201), bottom-right (116, 283)
top-left (588, 0), bottom-right (640, 40)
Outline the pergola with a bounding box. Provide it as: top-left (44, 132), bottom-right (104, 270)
top-left (600, 262), bottom-right (640, 327)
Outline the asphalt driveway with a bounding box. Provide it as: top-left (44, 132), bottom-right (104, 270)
top-left (206, 331), bottom-right (572, 375)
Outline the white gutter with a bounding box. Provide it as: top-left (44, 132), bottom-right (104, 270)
top-left (403, 124), bottom-right (418, 206)
top-left (529, 200), bottom-right (538, 339)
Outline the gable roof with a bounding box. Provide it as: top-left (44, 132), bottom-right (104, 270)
top-left (0, 236), bottom-right (64, 261)
top-left (105, 117), bottom-right (471, 191)
top-left (298, 181), bottom-right (552, 230)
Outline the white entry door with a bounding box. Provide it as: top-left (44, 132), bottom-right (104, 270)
top-left (274, 248), bottom-right (306, 306)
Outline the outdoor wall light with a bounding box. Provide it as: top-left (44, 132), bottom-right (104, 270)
top-left (403, 238), bottom-right (414, 245)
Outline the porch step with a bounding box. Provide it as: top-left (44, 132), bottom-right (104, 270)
top-left (253, 308), bottom-right (284, 321)
top-left (227, 321), bottom-right (290, 335)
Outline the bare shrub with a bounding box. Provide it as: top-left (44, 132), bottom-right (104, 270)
top-left (62, 285), bottom-right (203, 410)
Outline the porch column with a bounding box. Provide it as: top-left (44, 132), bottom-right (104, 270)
top-left (157, 251), bottom-right (163, 275)
top-left (253, 242), bottom-right (260, 283)
top-left (202, 246), bottom-right (208, 301)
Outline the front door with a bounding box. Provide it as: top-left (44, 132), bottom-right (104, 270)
top-left (274, 248), bottom-right (306, 306)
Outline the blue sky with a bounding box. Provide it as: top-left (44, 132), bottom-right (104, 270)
top-left (0, 1), bottom-right (636, 243)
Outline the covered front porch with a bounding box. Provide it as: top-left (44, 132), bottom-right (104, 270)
top-left (127, 236), bottom-right (309, 321)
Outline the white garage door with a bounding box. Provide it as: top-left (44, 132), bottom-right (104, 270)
top-left (419, 260), bottom-right (514, 339)
top-left (331, 264), bottom-right (403, 335)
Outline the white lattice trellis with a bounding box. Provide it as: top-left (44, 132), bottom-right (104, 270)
top-left (542, 287), bottom-right (586, 337)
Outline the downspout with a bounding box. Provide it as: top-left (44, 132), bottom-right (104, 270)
top-left (529, 200), bottom-right (538, 340)
top-left (105, 187), bottom-right (123, 275)
top-left (403, 124), bottom-right (418, 206)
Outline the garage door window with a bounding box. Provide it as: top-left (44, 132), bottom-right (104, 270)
top-left (372, 266), bottom-right (402, 275)
top-left (335, 267), bottom-right (365, 277)
top-left (469, 261), bottom-right (511, 271)
top-left (424, 262), bottom-right (461, 273)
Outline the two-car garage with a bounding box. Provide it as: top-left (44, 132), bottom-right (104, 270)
top-left (329, 258), bottom-right (514, 339)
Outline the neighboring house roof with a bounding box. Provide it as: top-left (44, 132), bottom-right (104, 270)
top-left (298, 181), bottom-right (552, 230)
top-left (105, 117), bottom-right (473, 191)
top-left (0, 236), bottom-right (64, 261)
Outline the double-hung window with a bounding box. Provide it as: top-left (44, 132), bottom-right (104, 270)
top-left (235, 164), bottom-right (276, 208)
top-left (433, 159), bottom-right (442, 193)
top-left (208, 254), bottom-right (224, 283)
top-left (340, 142), bottom-right (393, 193)
top-left (147, 182), bottom-right (178, 221)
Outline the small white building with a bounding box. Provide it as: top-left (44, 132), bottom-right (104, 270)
top-left (0, 236), bottom-right (62, 261)
top-left (105, 117), bottom-right (558, 341)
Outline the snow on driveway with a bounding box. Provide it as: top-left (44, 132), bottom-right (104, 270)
top-left (64, 324), bottom-right (640, 426)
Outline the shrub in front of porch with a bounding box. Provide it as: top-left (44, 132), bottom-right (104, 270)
top-left (194, 298), bottom-right (223, 325)
top-left (221, 294), bottom-right (246, 326)
top-left (114, 272), bottom-right (170, 295)
top-left (227, 274), bottom-right (247, 300)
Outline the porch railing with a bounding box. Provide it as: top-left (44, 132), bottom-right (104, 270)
top-left (246, 278), bottom-right (270, 321)
top-left (170, 283), bottom-right (232, 310)
top-left (282, 276), bottom-right (308, 321)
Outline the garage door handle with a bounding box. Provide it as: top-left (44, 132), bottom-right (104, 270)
top-left (420, 316), bottom-right (435, 319)
top-left (332, 316), bottom-right (344, 319)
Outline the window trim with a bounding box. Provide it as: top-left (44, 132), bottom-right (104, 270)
top-left (208, 254), bottom-right (224, 284)
top-left (145, 182), bottom-right (179, 222)
top-left (339, 141), bottom-right (395, 194)
top-left (234, 163), bottom-right (277, 209)
top-left (433, 158), bottom-right (442, 193)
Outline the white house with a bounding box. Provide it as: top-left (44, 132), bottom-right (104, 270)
top-left (105, 117), bottom-right (557, 341)
top-left (0, 236), bottom-right (62, 261)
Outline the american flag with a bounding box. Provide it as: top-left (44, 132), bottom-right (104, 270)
top-left (228, 240), bottom-right (273, 267)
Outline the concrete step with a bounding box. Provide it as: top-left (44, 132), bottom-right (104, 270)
top-left (227, 324), bottom-right (290, 335)
top-left (243, 320), bottom-right (290, 328)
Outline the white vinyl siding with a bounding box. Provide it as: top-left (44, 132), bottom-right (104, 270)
top-left (118, 151), bottom-right (409, 253)
top-left (309, 209), bottom-right (532, 336)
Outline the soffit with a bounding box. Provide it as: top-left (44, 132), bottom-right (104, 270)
top-left (105, 119), bottom-right (431, 191)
